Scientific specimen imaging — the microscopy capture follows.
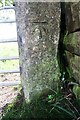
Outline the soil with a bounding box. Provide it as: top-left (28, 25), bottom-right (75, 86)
top-left (0, 73), bottom-right (21, 117)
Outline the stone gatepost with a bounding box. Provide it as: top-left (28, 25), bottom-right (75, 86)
top-left (15, 2), bottom-right (61, 102)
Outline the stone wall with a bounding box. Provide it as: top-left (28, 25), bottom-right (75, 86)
top-left (63, 2), bottom-right (80, 84)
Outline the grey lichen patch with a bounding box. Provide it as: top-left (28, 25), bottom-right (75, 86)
top-left (28, 57), bottom-right (60, 83)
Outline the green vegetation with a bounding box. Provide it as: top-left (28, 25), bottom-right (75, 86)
top-left (0, 43), bottom-right (19, 57)
top-left (0, 0), bottom-right (13, 7)
top-left (0, 42), bottom-right (19, 70)
top-left (2, 88), bottom-right (80, 119)
top-left (73, 85), bottom-right (80, 100)
top-left (63, 33), bottom-right (77, 47)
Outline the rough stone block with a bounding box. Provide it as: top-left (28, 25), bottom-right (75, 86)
top-left (65, 51), bottom-right (80, 84)
top-left (15, 2), bottom-right (61, 102)
top-left (65, 2), bottom-right (80, 33)
top-left (64, 32), bottom-right (80, 56)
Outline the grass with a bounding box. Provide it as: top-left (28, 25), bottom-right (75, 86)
top-left (0, 42), bottom-right (19, 70)
top-left (0, 43), bottom-right (19, 57)
top-left (2, 88), bottom-right (80, 120)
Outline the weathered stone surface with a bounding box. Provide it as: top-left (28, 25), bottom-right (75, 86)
top-left (15, 2), bottom-right (61, 102)
top-left (63, 32), bottom-right (80, 56)
top-left (65, 51), bottom-right (80, 84)
top-left (63, 32), bottom-right (80, 84)
top-left (65, 2), bottom-right (80, 33)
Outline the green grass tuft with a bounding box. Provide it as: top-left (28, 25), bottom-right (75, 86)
top-left (2, 89), bottom-right (80, 120)
top-left (0, 42), bottom-right (19, 70)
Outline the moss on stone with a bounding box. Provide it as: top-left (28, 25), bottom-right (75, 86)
top-left (64, 33), bottom-right (77, 47)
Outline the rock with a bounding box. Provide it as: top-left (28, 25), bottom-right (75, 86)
top-left (65, 51), bottom-right (80, 84)
top-left (63, 32), bottom-right (80, 56)
top-left (65, 2), bottom-right (80, 33)
top-left (63, 32), bottom-right (80, 84)
top-left (1, 75), bottom-right (4, 77)
top-left (15, 2), bottom-right (61, 102)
